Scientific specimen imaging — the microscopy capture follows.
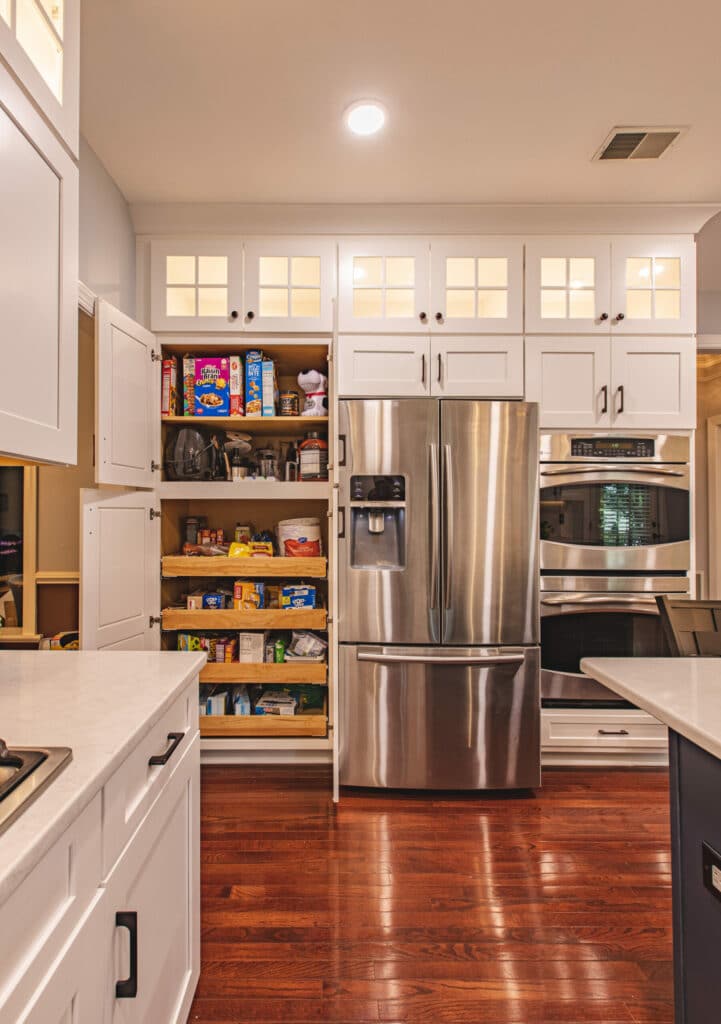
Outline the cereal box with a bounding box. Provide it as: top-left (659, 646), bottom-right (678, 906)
top-left (229, 355), bottom-right (244, 416)
top-left (245, 350), bottom-right (263, 417)
top-left (280, 585), bottom-right (317, 609)
top-left (261, 359), bottom-right (276, 416)
top-left (182, 356), bottom-right (195, 415)
top-left (194, 357), bottom-right (230, 416)
top-left (161, 356), bottom-right (178, 417)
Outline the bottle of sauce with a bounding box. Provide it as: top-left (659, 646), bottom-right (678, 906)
top-left (298, 432), bottom-right (328, 481)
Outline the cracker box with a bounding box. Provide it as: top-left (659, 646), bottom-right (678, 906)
top-left (161, 356), bottom-right (178, 417)
top-left (238, 632), bottom-right (268, 663)
top-left (229, 354), bottom-right (244, 416)
top-left (280, 585), bottom-right (317, 609)
top-left (261, 359), bottom-right (276, 416)
top-left (245, 350), bottom-right (263, 417)
top-left (193, 357), bottom-right (230, 416)
top-left (233, 580), bottom-right (265, 610)
top-left (182, 356), bottom-right (195, 415)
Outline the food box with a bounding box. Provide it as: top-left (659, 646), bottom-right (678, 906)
top-left (229, 354), bottom-right (244, 416)
top-left (232, 685), bottom-right (251, 715)
top-left (161, 356), bottom-right (178, 417)
top-left (182, 356), bottom-right (195, 415)
top-left (249, 541), bottom-right (274, 557)
top-left (245, 350), bottom-right (263, 417)
top-left (186, 591), bottom-right (228, 610)
top-left (194, 357), bottom-right (230, 416)
top-left (280, 585), bottom-right (317, 609)
top-left (177, 632), bottom-right (203, 652)
top-left (261, 359), bottom-right (276, 416)
top-left (254, 689), bottom-right (298, 716)
top-left (233, 580), bottom-right (265, 610)
top-left (238, 631), bottom-right (267, 663)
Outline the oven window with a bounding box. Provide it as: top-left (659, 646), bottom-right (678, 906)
top-left (541, 611), bottom-right (670, 675)
top-left (540, 483), bottom-right (689, 546)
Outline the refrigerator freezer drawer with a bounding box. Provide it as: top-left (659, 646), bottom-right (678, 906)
top-left (340, 645), bottom-right (540, 790)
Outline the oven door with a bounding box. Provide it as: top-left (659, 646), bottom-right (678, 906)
top-left (540, 593), bottom-right (671, 705)
top-left (540, 464), bottom-right (690, 573)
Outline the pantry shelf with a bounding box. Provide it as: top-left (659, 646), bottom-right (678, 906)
top-left (162, 555), bottom-right (327, 578)
top-left (158, 481), bottom-right (330, 500)
top-left (163, 608), bottom-right (328, 630)
top-left (200, 662), bottom-right (327, 684)
top-left (161, 415), bottom-right (328, 436)
top-left (199, 713), bottom-right (328, 739)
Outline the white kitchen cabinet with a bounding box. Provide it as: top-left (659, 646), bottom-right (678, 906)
top-left (243, 237), bottom-right (336, 333)
top-left (429, 238), bottom-right (524, 334)
top-left (525, 237), bottom-right (612, 334)
top-left (430, 336), bottom-right (524, 398)
top-left (337, 334), bottom-right (429, 397)
top-left (0, 61), bottom-right (78, 465)
top-left (610, 236), bottom-right (696, 335)
top-left (149, 240), bottom-right (244, 332)
top-left (0, 0), bottom-right (80, 155)
top-left (612, 336), bottom-right (696, 429)
top-left (525, 337), bottom-right (611, 427)
top-left (542, 708), bottom-right (668, 767)
top-left (338, 238), bottom-right (431, 333)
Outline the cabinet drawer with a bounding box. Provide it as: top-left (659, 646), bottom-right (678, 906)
top-left (542, 710), bottom-right (667, 750)
top-left (102, 683), bottom-right (196, 878)
top-left (0, 794), bottom-right (101, 1019)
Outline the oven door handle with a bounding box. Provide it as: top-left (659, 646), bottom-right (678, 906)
top-left (541, 465), bottom-right (686, 477)
top-left (541, 594), bottom-right (659, 607)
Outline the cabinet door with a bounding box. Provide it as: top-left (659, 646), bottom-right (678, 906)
top-left (337, 335), bottom-right (430, 397)
top-left (525, 238), bottom-right (611, 334)
top-left (149, 240), bottom-right (243, 332)
top-left (431, 336), bottom-right (524, 398)
top-left (0, 0), bottom-right (80, 155)
top-left (430, 238), bottom-right (523, 333)
top-left (338, 238), bottom-right (430, 332)
top-left (611, 336), bottom-right (696, 429)
top-left (96, 301), bottom-right (160, 488)
top-left (80, 488), bottom-right (161, 651)
top-left (243, 237), bottom-right (335, 332)
top-left (525, 337), bottom-right (611, 428)
top-left (0, 63), bottom-right (78, 465)
top-left (610, 236), bottom-right (696, 335)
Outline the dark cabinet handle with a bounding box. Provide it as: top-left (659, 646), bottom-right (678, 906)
top-left (617, 385), bottom-right (625, 414)
top-left (437, 353), bottom-right (442, 383)
top-left (598, 729), bottom-right (629, 736)
top-left (419, 312), bottom-right (428, 323)
top-left (599, 312), bottom-right (609, 321)
top-left (246, 310), bottom-right (255, 321)
top-left (338, 434), bottom-right (347, 467)
top-left (435, 312), bottom-right (443, 323)
top-left (115, 912), bottom-right (138, 998)
top-left (421, 353), bottom-right (426, 384)
top-left (148, 731), bottom-right (185, 767)
top-left (614, 312), bottom-right (625, 322)
top-left (230, 310), bottom-right (239, 320)
top-left (601, 385), bottom-right (608, 414)
top-left (338, 507), bottom-right (346, 539)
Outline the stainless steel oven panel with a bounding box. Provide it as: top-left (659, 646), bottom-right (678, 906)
top-left (540, 575), bottom-right (689, 594)
top-left (540, 432), bottom-right (690, 464)
top-left (540, 465), bottom-right (690, 489)
top-left (541, 538), bottom-right (690, 573)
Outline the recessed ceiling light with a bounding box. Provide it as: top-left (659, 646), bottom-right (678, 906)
top-left (345, 101), bottom-right (386, 136)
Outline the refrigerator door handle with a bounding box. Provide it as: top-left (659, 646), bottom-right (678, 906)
top-left (443, 443), bottom-right (454, 614)
top-left (357, 649), bottom-right (525, 666)
top-left (429, 444), bottom-right (440, 610)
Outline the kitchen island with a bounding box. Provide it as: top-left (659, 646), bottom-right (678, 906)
top-left (581, 657), bottom-right (721, 1024)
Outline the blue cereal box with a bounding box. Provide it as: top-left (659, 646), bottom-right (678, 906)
top-left (193, 357), bottom-right (230, 416)
top-left (280, 585), bottom-right (317, 609)
top-left (245, 350), bottom-right (263, 418)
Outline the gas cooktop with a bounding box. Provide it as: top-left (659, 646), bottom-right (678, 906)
top-left (0, 739), bottom-right (72, 836)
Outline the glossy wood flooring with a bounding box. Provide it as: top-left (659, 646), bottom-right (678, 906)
top-left (189, 766), bottom-right (673, 1023)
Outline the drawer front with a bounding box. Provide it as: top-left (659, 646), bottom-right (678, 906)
top-left (102, 683), bottom-right (195, 878)
top-left (542, 710), bottom-right (667, 749)
top-left (0, 794), bottom-right (102, 1018)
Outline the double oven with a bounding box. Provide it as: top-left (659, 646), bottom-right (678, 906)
top-left (540, 432), bottom-right (691, 706)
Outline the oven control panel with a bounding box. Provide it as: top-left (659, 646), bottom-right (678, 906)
top-left (570, 437), bottom-right (655, 459)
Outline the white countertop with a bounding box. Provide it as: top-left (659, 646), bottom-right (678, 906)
top-left (581, 657), bottom-right (721, 760)
top-left (0, 651), bottom-right (205, 902)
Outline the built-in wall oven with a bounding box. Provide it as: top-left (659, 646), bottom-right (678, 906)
top-left (539, 432), bottom-right (691, 705)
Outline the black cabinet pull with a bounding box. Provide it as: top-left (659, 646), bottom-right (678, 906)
top-left (437, 353), bottom-right (442, 383)
top-left (115, 911), bottom-right (138, 998)
top-left (338, 434), bottom-right (347, 467)
top-left (148, 731), bottom-right (185, 767)
top-left (419, 312), bottom-right (428, 323)
top-left (599, 312), bottom-right (609, 321)
top-left (598, 728), bottom-right (629, 736)
top-left (246, 310), bottom-right (255, 321)
top-left (230, 310), bottom-right (239, 320)
top-left (617, 385), bottom-right (625, 414)
top-left (614, 312), bottom-right (625, 322)
top-left (421, 353), bottom-right (426, 384)
top-left (601, 385), bottom-right (608, 414)
top-left (435, 312), bottom-right (443, 322)
top-left (338, 507), bottom-right (346, 539)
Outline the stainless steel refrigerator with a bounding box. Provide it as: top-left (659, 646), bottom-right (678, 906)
top-left (338, 399), bottom-right (540, 790)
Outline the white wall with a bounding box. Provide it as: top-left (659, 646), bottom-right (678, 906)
top-left (79, 137), bottom-right (135, 317)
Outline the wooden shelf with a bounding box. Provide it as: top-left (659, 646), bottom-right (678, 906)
top-left (159, 481), bottom-right (330, 501)
top-left (163, 607), bottom-right (327, 630)
top-left (200, 661), bottom-right (327, 684)
top-left (160, 339), bottom-right (330, 377)
top-left (199, 713), bottom-right (327, 738)
top-left (162, 555), bottom-right (327, 579)
top-left (161, 416), bottom-right (328, 437)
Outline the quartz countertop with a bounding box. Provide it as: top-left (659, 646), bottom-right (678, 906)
top-left (581, 657), bottom-right (721, 760)
top-left (0, 651), bottom-right (205, 903)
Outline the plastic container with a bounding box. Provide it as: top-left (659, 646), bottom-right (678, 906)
top-left (277, 517), bottom-right (322, 557)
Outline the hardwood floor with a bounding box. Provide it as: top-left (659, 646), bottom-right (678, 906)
top-left (189, 766), bottom-right (673, 1023)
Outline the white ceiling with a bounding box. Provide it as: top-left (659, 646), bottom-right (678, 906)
top-left (80, 0), bottom-right (721, 205)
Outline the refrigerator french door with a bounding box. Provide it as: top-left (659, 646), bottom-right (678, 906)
top-left (338, 399), bottom-right (540, 789)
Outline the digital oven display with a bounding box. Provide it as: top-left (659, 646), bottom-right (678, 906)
top-left (570, 438), bottom-right (655, 458)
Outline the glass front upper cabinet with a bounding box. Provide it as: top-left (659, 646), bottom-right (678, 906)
top-left (525, 238), bottom-right (612, 333)
top-left (243, 238), bottom-right (336, 332)
top-left (610, 237), bottom-right (696, 334)
top-left (150, 241), bottom-right (244, 332)
top-left (429, 239), bottom-right (523, 333)
top-left (338, 239), bottom-right (431, 332)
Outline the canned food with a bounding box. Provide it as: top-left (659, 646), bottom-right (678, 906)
top-left (279, 390), bottom-right (300, 416)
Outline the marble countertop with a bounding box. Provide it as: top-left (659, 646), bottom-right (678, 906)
top-left (581, 657), bottom-right (721, 760)
top-left (0, 651), bottom-right (205, 902)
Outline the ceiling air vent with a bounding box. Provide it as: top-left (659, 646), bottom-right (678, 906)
top-left (594, 126), bottom-right (686, 161)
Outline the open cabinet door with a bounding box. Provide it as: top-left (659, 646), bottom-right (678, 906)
top-left (80, 488), bottom-right (161, 650)
top-left (95, 300), bottom-right (160, 488)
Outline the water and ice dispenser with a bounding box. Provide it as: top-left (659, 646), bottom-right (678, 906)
top-left (349, 475), bottom-right (406, 569)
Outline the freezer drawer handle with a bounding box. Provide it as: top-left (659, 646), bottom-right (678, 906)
top-left (115, 911), bottom-right (138, 998)
top-left (357, 651), bottom-right (525, 665)
top-left (598, 729), bottom-right (629, 737)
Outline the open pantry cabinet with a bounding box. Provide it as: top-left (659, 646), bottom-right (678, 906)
top-left (80, 299), bottom-right (339, 792)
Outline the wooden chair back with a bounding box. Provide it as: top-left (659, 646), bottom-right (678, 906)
top-left (656, 595), bottom-right (721, 657)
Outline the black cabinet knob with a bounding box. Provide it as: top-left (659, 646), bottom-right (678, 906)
top-left (246, 311), bottom-right (255, 321)
top-left (230, 310), bottom-right (239, 320)
top-left (599, 312), bottom-right (609, 321)
top-left (615, 313), bottom-right (625, 322)
top-left (419, 312), bottom-right (427, 322)
top-left (435, 312), bottom-right (443, 322)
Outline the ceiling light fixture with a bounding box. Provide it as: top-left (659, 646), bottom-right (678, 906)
top-left (345, 101), bottom-right (386, 136)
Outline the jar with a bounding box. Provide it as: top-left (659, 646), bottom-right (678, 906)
top-left (298, 432), bottom-right (328, 481)
top-left (279, 390), bottom-right (300, 417)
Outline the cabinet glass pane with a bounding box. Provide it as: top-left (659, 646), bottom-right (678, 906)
top-left (353, 289), bottom-right (383, 318)
top-left (38, 0), bottom-right (63, 38)
top-left (541, 290), bottom-right (567, 318)
top-left (16, 0), bottom-right (63, 100)
top-left (477, 258), bottom-right (507, 287)
top-left (259, 256), bottom-right (288, 287)
top-left (386, 257), bottom-right (415, 287)
top-left (353, 257), bottom-right (382, 287)
top-left (655, 257), bottom-right (681, 288)
top-left (198, 287), bottom-right (227, 317)
top-left (385, 289), bottom-right (414, 318)
top-left (446, 290), bottom-right (475, 318)
top-left (626, 257), bottom-right (652, 287)
top-left (167, 288), bottom-right (196, 317)
top-left (477, 290), bottom-right (508, 318)
top-left (291, 256), bottom-right (321, 287)
top-left (568, 290), bottom-right (595, 319)
top-left (569, 258), bottom-right (594, 288)
top-left (198, 256), bottom-right (228, 285)
top-left (291, 288), bottom-right (321, 317)
top-left (259, 288), bottom-right (289, 317)
top-left (0, 0), bottom-right (9, 25)
top-left (541, 258), bottom-right (567, 287)
top-left (655, 290), bottom-right (681, 319)
top-left (166, 256), bottom-right (195, 285)
top-left (446, 257), bottom-right (475, 287)
top-left (627, 290), bottom-right (653, 318)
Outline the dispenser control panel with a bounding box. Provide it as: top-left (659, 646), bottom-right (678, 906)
top-left (350, 475), bottom-right (405, 502)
